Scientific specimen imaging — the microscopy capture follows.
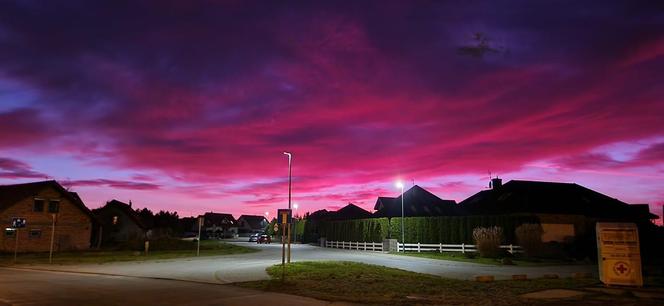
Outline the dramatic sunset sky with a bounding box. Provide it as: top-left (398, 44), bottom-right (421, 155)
top-left (0, 1), bottom-right (662, 222)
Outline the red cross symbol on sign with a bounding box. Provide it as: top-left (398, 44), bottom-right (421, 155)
top-left (614, 262), bottom-right (629, 275)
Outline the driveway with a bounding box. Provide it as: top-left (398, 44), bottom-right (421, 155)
top-left (10, 241), bottom-right (596, 283)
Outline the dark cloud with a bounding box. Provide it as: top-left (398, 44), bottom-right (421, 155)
top-left (62, 179), bottom-right (161, 190)
top-left (0, 157), bottom-right (48, 179)
top-left (0, 1), bottom-right (662, 214)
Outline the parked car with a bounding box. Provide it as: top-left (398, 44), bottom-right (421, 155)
top-left (248, 233), bottom-right (260, 242)
top-left (257, 234), bottom-right (271, 244)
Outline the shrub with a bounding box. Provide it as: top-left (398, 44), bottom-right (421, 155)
top-left (473, 226), bottom-right (503, 258)
top-left (515, 223), bottom-right (544, 258)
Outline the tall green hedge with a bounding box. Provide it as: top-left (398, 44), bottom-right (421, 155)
top-left (311, 215), bottom-right (539, 243)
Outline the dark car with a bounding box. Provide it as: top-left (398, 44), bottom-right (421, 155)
top-left (248, 233), bottom-right (259, 242)
top-left (257, 234), bottom-right (271, 244)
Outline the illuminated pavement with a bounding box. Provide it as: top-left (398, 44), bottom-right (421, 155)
top-left (0, 267), bottom-right (340, 306)
top-left (10, 241), bottom-right (596, 284)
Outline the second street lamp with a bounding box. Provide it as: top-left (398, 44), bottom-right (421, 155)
top-left (284, 152), bottom-right (292, 263)
top-left (395, 181), bottom-right (405, 252)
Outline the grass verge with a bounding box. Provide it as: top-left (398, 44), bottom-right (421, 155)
top-left (391, 251), bottom-right (589, 266)
top-left (236, 261), bottom-right (598, 305)
top-left (0, 240), bottom-right (257, 265)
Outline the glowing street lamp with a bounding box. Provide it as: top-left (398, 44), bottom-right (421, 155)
top-left (396, 181), bottom-right (405, 252)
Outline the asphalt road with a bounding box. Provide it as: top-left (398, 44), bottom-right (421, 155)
top-left (13, 241), bottom-right (596, 284)
top-left (0, 267), bottom-right (338, 306)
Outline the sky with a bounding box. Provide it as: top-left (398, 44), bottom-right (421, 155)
top-left (0, 1), bottom-right (662, 223)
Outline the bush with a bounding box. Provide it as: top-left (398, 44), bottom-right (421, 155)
top-left (473, 226), bottom-right (503, 258)
top-left (515, 223), bottom-right (544, 257)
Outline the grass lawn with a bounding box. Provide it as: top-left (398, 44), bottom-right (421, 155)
top-left (0, 240), bottom-right (257, 265)
top-left (237, 261), bottom-right (600, 305)
top-left (391, 251), bottom-right (590, 266)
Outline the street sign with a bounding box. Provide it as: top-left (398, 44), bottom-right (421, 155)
top-left (11, 218), bottom-right (26, 228)
top-left (273, 224), bottom-right (279, 232)
top-left (596, 222), bottom-right (643, 286)
top-left (277, 209), bottom-right (292, 225)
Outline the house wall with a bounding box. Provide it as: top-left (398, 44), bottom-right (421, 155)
top-left (95, 207), bottom-right (145, 243)
top-left (536, 214), bottom-right (587, 242)
top-left (0, 186), bottom-right (92, 252)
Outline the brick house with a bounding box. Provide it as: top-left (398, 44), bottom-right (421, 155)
top-left (0, 180), bottom-right (96, 252)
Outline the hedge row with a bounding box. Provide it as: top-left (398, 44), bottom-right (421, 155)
top-left (313, 215), bottom-right (539, 244)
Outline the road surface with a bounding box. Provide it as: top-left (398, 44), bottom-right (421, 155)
top-left (0, 267), bottom-right (340, 306)
top-left (10, 241), bottom-right (596, 284)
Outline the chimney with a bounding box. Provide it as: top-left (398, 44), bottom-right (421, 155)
top-left (490, 178), bottom-right (502, 190)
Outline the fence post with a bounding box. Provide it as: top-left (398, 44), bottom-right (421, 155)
top-left (364, 241), bottom-right (367, 251)
top-left (439, 243), bottom-right (442, 253)
top-left (417, 242), bottom-right (421, 253)
top-left (462, 243), bottom-right (465, 254)
top-left (509, 244), bottom-right (514, 254)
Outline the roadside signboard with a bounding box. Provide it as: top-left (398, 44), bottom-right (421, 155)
top-left (11, 218), bottom-right (26, 228)
top-left (277, 209), bottom-right (292, 225)
top-left (596, 222), bottom-right (643, 286)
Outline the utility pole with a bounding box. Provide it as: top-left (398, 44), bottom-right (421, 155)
top-left (49, 213), bottom-right (56, 264)
top-left (13, 228), bottom-right (19, 264)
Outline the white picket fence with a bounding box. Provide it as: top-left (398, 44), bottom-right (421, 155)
top-left (325, 240), bottom-right (383, 252)
top-left (397, 242), bottom-right (522, 254)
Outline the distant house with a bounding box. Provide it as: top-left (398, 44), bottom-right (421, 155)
top-left (328, 203), bottom-right (372, 220)
top-left (458, 178), bottom-right (659, 242)
top-left (0, 180), bottom-right (96, 252)
top-left (237, 215), bottom-right (268, 235)
top-left (200, 212), bottom-right (238, 239)
top-left (373, 185), bottom-right (459, 218)
top-left (93, 200), bottom-right (148, 244)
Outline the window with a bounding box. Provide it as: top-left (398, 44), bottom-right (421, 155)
top-left (29, 229), bottom-right (42, 239)
top-left (48, 200), bottom-right (60, 213)
top-left (4, 228), bottom-right (15, 237)
top-left (112, 216), bottom-right (119, 225)
top-left (33, 199), bottom-right (45, 212)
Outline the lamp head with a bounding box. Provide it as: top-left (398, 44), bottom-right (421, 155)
top-left (395, 181), bottom-right (404, 189)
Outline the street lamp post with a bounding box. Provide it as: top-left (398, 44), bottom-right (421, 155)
top-left (293, 203), bottom-right (299, 242)
top-left (284, 152), bottom-right (292, 263)
top-left (396, 181), bottom-right (405, 252)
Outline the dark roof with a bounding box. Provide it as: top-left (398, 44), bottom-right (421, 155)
top-left (458, 180), bottom-right (658, 220)
top-left (373, 185), bottom-right (459, 217)
top-left (200, 212), bottom-right (237, 227)
top-left (307, 209), bottom-right (331, 220)
top-left (0, 180), bottom-right (97, 221)
top-left (328, 203), bottom-right (372, 220)
top-left (238, 215), bottom-right (268, 229)
top-left (96, 199), bottom-right (149, 229)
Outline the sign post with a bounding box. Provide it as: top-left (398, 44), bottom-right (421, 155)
top-left (277, 209), bottom-right (292, 282)
top-left (197, 216), bottom-right (203, 256)
top-left (596, 222), bottom-right (643, 287)
top-left (11, 217), bottom-right (26, 264)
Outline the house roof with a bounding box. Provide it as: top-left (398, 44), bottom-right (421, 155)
top-left (238, 215), bottom-right (268, 229)
top-left (373, 185), bottom-right (459, 217)
top-left (200, 212), bottom-right (237, 227)
top-left (307, 209), bottom-right (331, 220)
top-left (96, 199), bottom-right (149, 229)
top-left (458, 180), bottom-right (659, 220)
top-left (0, 180), bottom-right (97, 221)
top-left (328, 203), bottom-right (372, 220)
